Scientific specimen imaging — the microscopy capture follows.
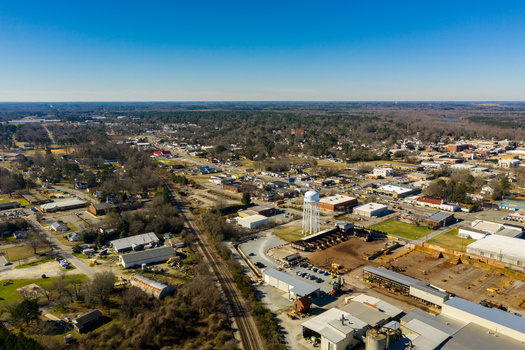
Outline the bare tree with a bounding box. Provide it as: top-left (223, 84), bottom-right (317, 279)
top-left (84, 270), bottom-right (115, 307)
top-left (25, 230), bottom-right (47, 255)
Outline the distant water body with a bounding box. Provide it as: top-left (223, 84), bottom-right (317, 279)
top-left (443, 117), bottom-right (458, 121)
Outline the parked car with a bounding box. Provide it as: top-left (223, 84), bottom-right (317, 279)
top-left (65, 316), bottom-right (72, 322)
top-left (4, 262), bottom-right (12, 266)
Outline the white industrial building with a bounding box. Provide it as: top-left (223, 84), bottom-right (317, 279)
top-left (458, 220), bottom-right (523, 239)
top-left (119, 246), bottom-right (176, 269)
top-left (236, 214), bottom-right (269, 229)
top-left (466, 235), bottom-right (525, 268)
top-left (263, 268), bottom-right (320, 299)
top-left (130, 274), bottom-right (174, 299)
top-left (441, 297), bottom-right (525, 343)
top-left (498, 159), bottom-right (520, 168)
top-left (353, 203), bottom-right (388, 217)
top-left (302, 308), bottom-right (367, 350)
top-left (110, 232), bottom-right (160, 253)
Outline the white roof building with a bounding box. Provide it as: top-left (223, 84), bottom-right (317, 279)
top-left (466, 235), bottom-right (525, 268)
top-left (236, 214), bottom-right (269, 229)
top-left (110, 232), bottom-right (159, 253)
top-left (353, 203), bottom-right (388, 217)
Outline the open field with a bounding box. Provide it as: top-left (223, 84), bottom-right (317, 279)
top-left (1, 245), bottom-right (52, 262)
top-left (427, 228), bottom-right (476, 252)
top-left (0, 274), bottom-right (88, 303)
top-left (273, 226), bottom-right (304, 242)
top-left (370, 220), bottom-right (432, 240)
top-left (0, 197), bottom-right (30, 206)
top-left (15, 256), bottom-right (55, 269)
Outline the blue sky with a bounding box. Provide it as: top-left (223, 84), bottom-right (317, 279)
top-left (1, 1), bottom-right (524, 101)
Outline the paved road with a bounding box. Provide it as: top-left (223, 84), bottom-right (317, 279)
top-left (27, 216), bottom-right (95, 279)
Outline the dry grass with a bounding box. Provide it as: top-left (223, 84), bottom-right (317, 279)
top-left (273, 226), bottom-right (304, 242)
top-left (427, 228), bottom-right (476, 252)
top-left (0, 244), bottom-right (52, 262)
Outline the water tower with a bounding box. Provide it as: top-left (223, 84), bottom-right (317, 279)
top-left (302, 191), bottom-right (320, 235)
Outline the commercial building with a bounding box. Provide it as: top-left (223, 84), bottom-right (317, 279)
top-left (416, 197), bottom-right (459, 212)
top-left (470, 220), bottom-right (523, 238)
top-left (367, 183), bottom-right (420, 199)
top-left (407, 172), bottom-right (434, 181)
top-left (353, 203), bottom-right (388, 217)
top-left (21, 190), bottom-right (49, 205)
top-left (130, 274), bottom-right (174, 299)
top-left (119, 246), bottom-right (176, 269)
top-left (363, 266), bottom-right (449, 308)
top-left (499, 199), bottom-right (525, 211)
top-left (498, 159), bottom-right (520, 168)
top-left (263, 268), bottom-right (320, 299)
top-left (110, 232), bottom-right (160, 253)
top-left (40, 199), bottom-right (87, 213)
top-left (88, 202), bottom-right (117, 216)
top-left (466, 235), bottom-right (525, 268)
top-left (236, 214), bottom-right (269, 229)
top-left (400, 211), bottom-right (455, 229)
top-left (445, 143), bottom-right (469, 152)
top-left (373, 167), bottom-right (394, 177)
top-left (0, 202), bottom-right (20, 211)
top-left (319, 194), bottom-right (358, 212)
top-left (393, 164), bottom-right (424, 171)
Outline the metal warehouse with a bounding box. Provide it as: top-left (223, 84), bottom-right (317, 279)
top-left (363, 266), bottom-right (449, 307)
top-left (466, 235), bottom-right (525, 268)
top-left (131, 274), bottom-right (174, 299)
top-left (119, 246), bottom-right (176, 269)
top-left (236, 214), bottom-right (268, 229)
top-left (40, 199), bottom-right (87, 213)
top-left (263, 268), bottom-right (320, 299)
top-left (110, 232), bottom-right (159, 253)
top-left (441, 297), bottom-right (525, 342)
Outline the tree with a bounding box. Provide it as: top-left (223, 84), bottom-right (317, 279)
top-left (85, 271), bottom-right (115, 307)
top-left (26, 230), bottom-right (47, 255)
top-left (241, 192), bottom-right (251, 206)
top-left (11, 299), bottom-right (41, 327)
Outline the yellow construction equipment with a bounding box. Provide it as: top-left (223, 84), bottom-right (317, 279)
top-left (89, 259), bottom-right (97, 265)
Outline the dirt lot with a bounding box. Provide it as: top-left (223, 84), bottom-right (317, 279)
top-left (300, 237), bottom-right (525, 313)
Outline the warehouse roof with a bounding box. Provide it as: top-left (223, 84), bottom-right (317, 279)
top-left (131, 274), bottom-right (173, 293)
top-left (302, 308), bottom-right (366, 343)
top-left (263, 268), bottom-right (319, 296)
top-left (347, 294), bottom-right (403, 318)
top-left (426, 211), bottom-right (454, 223)
top-left (440, 323), bottom-right (525, 350)
top-left (41, 199), bottom-right (86, 210)
top-left (111, 232), bottom-right (159, 251)
top-left (340, 301), bottom-right (388, 326)
top-left (443, 297), bottom-right (525, 335)
top-left (120, 246), bottom-right (175, 265)
top-left (499, 199), bottom-right (525, 210)
top-left (363, 266), bottom-right (449, 299)
top-left (377, 183), bottom-right (414, 195)
top-left (239, 214), bottom-right (268, 223)
top-left (353, 203), bottom-right (388, 212)
top-left (466, 235), bottom-right (525, 262)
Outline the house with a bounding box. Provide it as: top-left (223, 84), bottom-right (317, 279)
top-left (73, 309), bottom-right (102, 333)
top-left (68, 232), bottom-right (82, 242)
top-left (154, 150), bottom-right (171, 157)
top-left (50, 221), bottom-right (68, 232)
top-left (75, 182), bottom-right (88, 189)
top-left (13, 231), bottom-right (28, 239)
top-left (294, 295), bottom-right (312, 314)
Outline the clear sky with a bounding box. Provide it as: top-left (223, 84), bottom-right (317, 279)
top-left (1, 1), bottom-right (524, 101)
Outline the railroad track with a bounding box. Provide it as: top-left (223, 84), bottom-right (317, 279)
top-left (158, 175), bottom-right (265, 350)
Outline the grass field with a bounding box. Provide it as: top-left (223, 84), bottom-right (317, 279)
top-left (0, 197), bottom-right (29, 206)
top-left (57, 236), bottom-right (82, 247)
top-left (273, 226), bottom-right (304, 242)
top-left (0, 274), bottom-right (88, 303)
top-left (426, 228), bottom-right (476, 252)
top-left (370, 220), bottom-right (433, 240)
top-left (15, 256), bottom-right (55, 269)
top-left (0, 245), bottom-right (52, 262)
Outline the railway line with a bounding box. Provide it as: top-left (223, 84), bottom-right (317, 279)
top-left (158, 175), bottom-right (265, 350)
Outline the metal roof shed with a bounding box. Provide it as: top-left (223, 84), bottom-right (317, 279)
top-left (263, 268), bottom-right (319, 298)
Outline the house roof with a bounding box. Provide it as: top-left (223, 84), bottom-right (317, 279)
top-left (74, 309), bottom-right (102, 328)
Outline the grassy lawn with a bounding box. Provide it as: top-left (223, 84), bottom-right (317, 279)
top-left (0, 245), bottom-right (52, 262)
top-left (370, 220), bottom-right (433, 240)
top-left (72, 252), bottom-right (89, 259)
top-left (57, 236), bottom-right (83, 247)
top-left (67, 222), bottom-right (78, 231)
top-left (15, 256), bottom-right (56, 269)
top-left (426, 228), bottom-right (476, 252)
top-left (0, 274), bottom-right (88, 303)
top-left (273, 226), bottom-right (304, 242)
top-left (0, 197), bottom-right (29, 206)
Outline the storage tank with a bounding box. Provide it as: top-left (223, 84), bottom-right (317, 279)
top-left (302, 191), bottom-right (320, 235)
top-left (365, 329), bottom-right (387, 350)
top-left (304, 190), bottom-right (319, 203)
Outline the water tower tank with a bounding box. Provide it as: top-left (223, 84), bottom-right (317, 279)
top-left (304, 191), bottom-right (319, 203)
